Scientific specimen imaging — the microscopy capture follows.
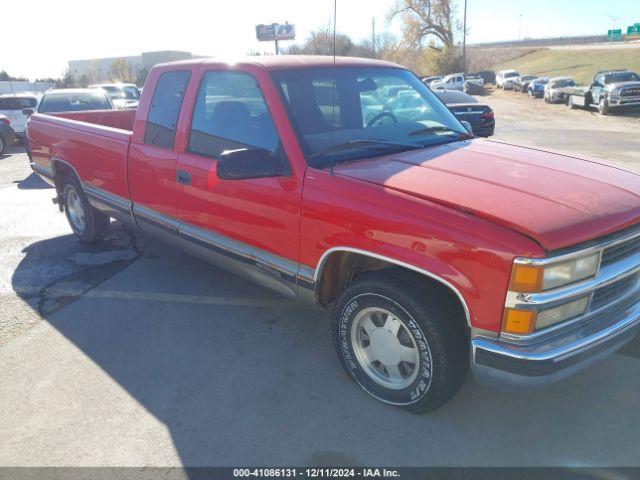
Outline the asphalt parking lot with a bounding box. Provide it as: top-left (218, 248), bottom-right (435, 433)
top-left (1, 95), bottom-right (640, 467)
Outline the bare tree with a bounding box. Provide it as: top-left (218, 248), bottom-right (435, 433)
top-left (109, 58), bottom-right (131, 82)
top-left (389, 0), bottom-right (457, 50)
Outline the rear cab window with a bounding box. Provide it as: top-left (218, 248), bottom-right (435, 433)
top-left (144, 70), bottom-right (191, 150)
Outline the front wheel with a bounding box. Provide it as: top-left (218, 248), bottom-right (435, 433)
top-left (332, 271), bottom-right (469, 414)
top-left (0, 135), bottom-right (6, 155)
top-left (598, 97), bottom-right (610, 115)
top-left (62, 178), bottom-right (110, 242)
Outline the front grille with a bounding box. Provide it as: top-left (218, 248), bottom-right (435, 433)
top-left (601, 235), bottom-right (640, 267)
top-left (590, 273), bottom-right (640, 311)
top-left (621, 88), bottom-right (640, 97)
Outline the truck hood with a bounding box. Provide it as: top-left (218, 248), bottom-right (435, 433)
top-left (608, 81), bottom-right (640, 91)
top-left (332, 139), bottom-right (640, 251)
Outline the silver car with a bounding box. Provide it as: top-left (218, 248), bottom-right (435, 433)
top-left (544, 77), bottom-right (576, 104)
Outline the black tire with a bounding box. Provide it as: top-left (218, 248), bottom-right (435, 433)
top-left (332, 270), bottom-right (468, 414)
top-left (62, 177), bottom-right (110, 243)
top-left (0, 135), bottom-right (6, 155)
top-left (598, 97), bottom-right (609, 115)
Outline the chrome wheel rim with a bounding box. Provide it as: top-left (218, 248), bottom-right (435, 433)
top-left (351, 307), bottom-right (420, 390)
top-left (66, 187), bottom-right (86, 233)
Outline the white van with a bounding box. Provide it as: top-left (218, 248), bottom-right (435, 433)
top-left (0, 93), bottom-right (40, 138)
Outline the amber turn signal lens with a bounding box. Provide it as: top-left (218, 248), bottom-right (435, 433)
top-left (509, 264), bottom-right (543, 293)
top-left (503, 308), bottom-right (536, 335)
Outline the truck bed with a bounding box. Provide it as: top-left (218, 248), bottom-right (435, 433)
top-left (28, 109), bottom-right (135, 199)
top-left (559, 86), bottom-right (589, 97)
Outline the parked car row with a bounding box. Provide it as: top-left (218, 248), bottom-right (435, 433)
top-left (0, 84), bottom-right (137, 150)
top-left (498, 68), bottom-right (640, 115)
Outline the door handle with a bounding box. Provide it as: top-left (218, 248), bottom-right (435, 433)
top-left (177, 170), bottom-right (191, 185)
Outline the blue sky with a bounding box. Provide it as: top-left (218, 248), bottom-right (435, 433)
top-left (463, 0), bottom-right (639, 43)
top-left (3, 0), bottom-right (639, 79)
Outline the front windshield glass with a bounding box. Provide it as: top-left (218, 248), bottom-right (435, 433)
top-left (99, 86), bottom-right (124, 99)
top-left (553, 79), bottom-right (575, 88)
top-left (271, 67), bottom-right (466, 167)
top-left (605, 72), bottom-right (640, 84)
top-left (505, 72), bottom-right (519, 78)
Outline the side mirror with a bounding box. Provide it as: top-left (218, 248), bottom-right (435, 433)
top-left (22, 108), bottom-right (34, 116)
top-left (460, 120), bottom-right (474, 136)
top-left (217, 147), bottom-right (285, 180)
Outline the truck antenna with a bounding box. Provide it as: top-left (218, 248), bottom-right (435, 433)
top-left (330, 0), bottom-right (337, 176)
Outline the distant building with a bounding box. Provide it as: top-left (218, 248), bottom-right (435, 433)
top-left (68, 50), bottom-right (204, 83)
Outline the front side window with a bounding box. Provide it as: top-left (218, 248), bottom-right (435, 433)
top-left (272, 67), bottom-right (466, 167)
top-left (188, 71), bottom-right (279, 158)
top-left (144, 70), bottom-right (191, 150)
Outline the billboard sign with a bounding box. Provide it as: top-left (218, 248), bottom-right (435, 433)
top-left (256, 23), bottom-right (295, 41)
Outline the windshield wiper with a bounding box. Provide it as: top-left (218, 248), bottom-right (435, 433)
top-left (308, 139), bottom-right (425, 170)
top-left (408, 126), bottom-right (464, 137)
top-left (309, 139), bottom-right (422, 159)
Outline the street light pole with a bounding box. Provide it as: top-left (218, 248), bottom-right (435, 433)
top-left (462, 0), bottom-right (468, 73)
top-left (518, 13), bottom-right (522, 41)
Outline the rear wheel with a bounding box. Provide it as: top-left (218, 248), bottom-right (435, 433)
top-left (332, 271), bottom-right (468, 414)
top-left (0, 135), bottom-right (5, 155)
top-left (62, 178), bottom-right (110, 242)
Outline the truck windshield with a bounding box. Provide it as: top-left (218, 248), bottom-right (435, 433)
top-left (99, 85), bottom-right (140, 100)
top-left (271, 67), bottom-right (466, 166)
top-left (605, 72), bottom-right (640, 84)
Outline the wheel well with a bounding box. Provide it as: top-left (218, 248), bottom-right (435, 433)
top-left (316, 251), bottom-right (468, 325)
top-left (51, 160), bottom-right (79, 211)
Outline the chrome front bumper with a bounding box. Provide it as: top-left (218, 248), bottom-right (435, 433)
top-left (609, 96), bottom-right (640, 108)
top-left (472, 300), bottom-right (639, 388)
top-left (473, 227), bottom-right (640, 388)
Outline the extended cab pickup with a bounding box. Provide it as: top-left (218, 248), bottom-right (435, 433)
top-left (27, 56), bottom-right (640, 413)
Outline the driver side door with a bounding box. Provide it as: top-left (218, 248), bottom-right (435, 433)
top-left (175, 68), bottom-right (303, 297)
top-left (591, 74), bottom-right (604, 104)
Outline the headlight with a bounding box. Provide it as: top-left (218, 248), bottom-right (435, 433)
top-left (509, 252), bottom-right (600, 293)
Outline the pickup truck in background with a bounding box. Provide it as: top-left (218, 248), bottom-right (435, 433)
top-left (430, 73), bottom-right (484, 92)
top-left (27, 56), bottom-right (640, 413)
top-left (563, 69), bottom-right (640, 115)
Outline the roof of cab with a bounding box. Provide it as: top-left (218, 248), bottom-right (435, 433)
top-left (154, 55), bottom-right (404, 71)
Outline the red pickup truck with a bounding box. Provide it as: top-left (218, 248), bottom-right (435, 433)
top-left (27, 56), bottom-right (640, 413)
